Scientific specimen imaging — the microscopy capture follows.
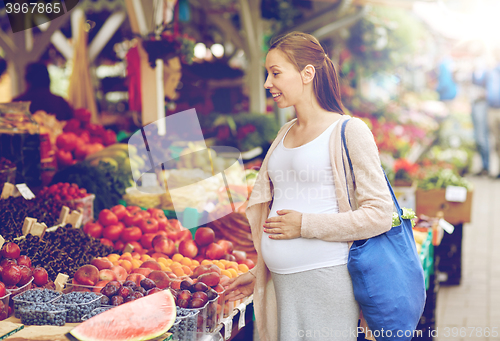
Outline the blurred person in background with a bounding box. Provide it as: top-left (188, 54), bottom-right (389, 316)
top-left (0, 58), bottom-right (6, 77)
top-left (14, 62), bottom-right (73, 121)
top-left (474, 50), bottom-right (500, 179)
top-left (471, 56), bottom-right (490, 176)
top-left (436, 56), bottom-right (458, 102)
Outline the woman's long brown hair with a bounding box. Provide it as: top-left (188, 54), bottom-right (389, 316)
top-left (269, 31), bottom-right (345, 115)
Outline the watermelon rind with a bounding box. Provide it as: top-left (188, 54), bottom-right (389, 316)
top-left (70, 290), bottom-right (176, 341)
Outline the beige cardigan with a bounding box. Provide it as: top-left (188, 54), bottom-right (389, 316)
top-left (245, 115), bottom-right (394, 341)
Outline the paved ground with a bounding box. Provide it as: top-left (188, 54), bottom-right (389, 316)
top-left (435, 175), bottom-right (500, 341)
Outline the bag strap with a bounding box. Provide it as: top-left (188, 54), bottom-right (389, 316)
top-left (340, 119), bottom-right (404, 220)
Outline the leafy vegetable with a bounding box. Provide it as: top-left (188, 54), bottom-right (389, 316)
top-left (417, 168), bottom-right (472, 191)
top-left (392, 207), bottom-right (416, 227)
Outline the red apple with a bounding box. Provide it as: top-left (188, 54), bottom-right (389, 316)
top-left (1, 242), bottom-right (21, 259)
top-left (2, 265), bottom-right (21, 286)
top-left (205, 243), bottom-right (225, 260)
top-left (139, 218), bottom-right (159, 234)
top-left (0, 282), bottom-right (6, 297)
top-left (217, 240), bottom-right (234, 255)
top-left (32, 267), bottom-right (49, 286)
top-left (98, 209), bottom-right (119, 227)
top-left (74, 264), bottom-right (99, 286)
top-left (195, 227), bottom-right (215, 247)
top-left (83, 222), bottom-right (103, 239)
top-left (121, 227), bottom-right (142, 242)
top-left (16, 255), bottom-right (32, 268)
top-left (178, 239), bottom-right (198, 259)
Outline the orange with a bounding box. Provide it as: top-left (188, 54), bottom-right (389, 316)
top-left (238, 264), bottom-right (250, 273)
top-left (172, 253), bottom-right (184, 263)
top-left (140, 254), bottom-right (151, 262)
top-left (226, 262), bottom-right (239, 271)
top-left (164, 267), bottom-right (172, 272)
top-left (119, 260), bottom-right (133, 273)
top-left (221, 269), bottom-right (233, 279)
top-left (182, 265), bottom-right (192, 276)
top-left (130, 259), bottom-right (142, 270)
top-left (157, 257), bottom-right (169, 266)
top-left (173, 267), bottom-right (185, 277)
top-left (160, 263), bottom-right (168, 271)
top-left (213, 261), bottom-right (225, 270)
top-left (189, 264), bottom-right (197, 271)
top-left (181, 258), bottom-right (192, 266)
top-left (192, 260), bottom-right (200, 266)
top-left (165, 259), bottom-right (173, 266)
top-left (170, 262), bottom-right (182, 269)
top-left (107, 254), bottom-right (120, 262)
top-left (228, 268), bottom-right (239, 278)
top-left (201, 260), bottom-right (212, 266)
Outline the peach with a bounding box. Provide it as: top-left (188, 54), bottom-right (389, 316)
top-left (192, 265), bottom-right (212, 278)
top-left (111, 265), bottom-right (128, 281)
top-left (147, 270), bottom-right (170, 289)
top-left (169, 278), bottom-right (183, 290)
top-left (165, 271), bottom-right (178, 279)
top-left (90, 257), bottom-right (113, 271)
top-left (74, 264), bottom-right (100, 286)
top-left (153, 236), bottom-right (176, 256)
top-left (99, 269), bottom-right (118, 282)
top-left (126, 273), bottom-right (146, 286)
top-left (132, 268), bottom-right (152, 277)
top-left (207, 264), bottom-right (222, 276)
top-left (198, 272), bottom-right (220, 287)
top-left (140, 259), bottom-right (162, 271)
top-left (93, 280), bottom-right (110, 293)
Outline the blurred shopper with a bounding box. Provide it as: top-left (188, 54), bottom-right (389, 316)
top-left (14, 62), bottom-right (73, 121)
top-left (471, 58), bottom-right (490, 176)
top-left (0, 58), bottom-right (6, 77)
top-left (436, 56), bottom-right (458, 101)
top-left (475, 55), bottom-right (500, 178)
top-left (225, 32), bottom-right (393, 341)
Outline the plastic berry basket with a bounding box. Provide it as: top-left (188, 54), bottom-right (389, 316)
top-left (184, 301), bottom-right (209, 333)
top-left (206, 294), bottom-right (219, 333)
top-left (63, 280), bottom-right (102, 294)
top-left (170, 309), bottom-right (199, 341)
top-left (7, 277), bottom-right (34, 298)
top-left (12, 288), bottom-right (62, 319)
top-left (81, 306), bottom-right (113, 321)
top-left (0, 292), bottom-right (11, 320)
top-left (61, 194), bottom-right (95, 226)
top-left (53, 292), bottom-right (102, 323)
top-left (19, 303), bottom-right (67, 326)
top-left (216, 289), bottom-right (225, 325)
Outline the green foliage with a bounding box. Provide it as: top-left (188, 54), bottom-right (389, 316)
top-left (347, 6), bottom-right (426, 76)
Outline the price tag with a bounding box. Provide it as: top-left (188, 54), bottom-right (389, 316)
top-left (54, 273), bottom-right (69, 292)
top-left (16, 183), bottom-right (35, 200)
top-left (123, 243), bottom-right (135, 253)
top-left (439, 218), bottom-right (455, 234)
top-left (141, 173), bottom-right (158, 187)
top-left (31, 222), bottom-right (47, 239)
top-left (237, 304), bottom-right (246, 329)
top-left (445, 186), bottom-right (467, 203)
top-left (0, 234), bottom-right (4, 250)
top-left (22, 217), bottom-right (37, 235)
top-left (223, 318), bottom-right (232, 340)
top-left (67, 211), bottom-right (83, 228)
top-left (1, 182), bottom-right (15, 199)
top-left (59, 206), bottom-right (70, 225)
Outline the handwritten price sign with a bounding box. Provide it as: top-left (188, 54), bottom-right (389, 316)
top-left (3, 0), bottom-right (80, 33)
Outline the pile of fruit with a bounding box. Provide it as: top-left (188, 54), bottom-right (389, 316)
top-left (0, 195), bottom-right (74, 240)
top-left (38, 182), bottom-right (90, 202)
top-left (98, 279), bottom-right (162, 306)
top-left (0, 242), bottom-right (51, 320)
top-left (17, 226), bottom-right (114, 279)
top-left (83, 205), bottom-right (186, 253)
top-left (55, 108), bottom-right (117, 168)
top-left (84, 143), bottom-right (142, 181)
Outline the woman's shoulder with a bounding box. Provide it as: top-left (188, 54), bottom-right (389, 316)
top-left (344, 116), bottom-right (373, 138)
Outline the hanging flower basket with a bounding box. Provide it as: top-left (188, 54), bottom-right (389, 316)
top-left (142, 32), bottom-right (195, 68)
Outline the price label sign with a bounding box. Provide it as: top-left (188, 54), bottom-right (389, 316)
top-left (16, 184), bottom-right (35, 200)
top-left (237, 304), bottom-right (246, 329)
top-left (445, 186), bottom-right (467, 203)
top-left (141, 173), bottom-right (158, 187)
top-left (439, 218), bottom-right (455, 234)
top-left (223, 318), bottom-right (232, 340)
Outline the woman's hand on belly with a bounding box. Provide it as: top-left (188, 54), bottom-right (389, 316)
top-left (264, 209), bottom-right (302, 240)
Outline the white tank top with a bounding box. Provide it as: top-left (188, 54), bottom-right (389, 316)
top-left (261, 120), bottom-right (348, 274)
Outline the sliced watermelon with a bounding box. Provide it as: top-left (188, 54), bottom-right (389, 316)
top-left (70, 290), bottom-right (176, 341)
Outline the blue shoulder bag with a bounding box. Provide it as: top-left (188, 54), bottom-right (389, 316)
top-left (341, 119), bottom-right (426, 341)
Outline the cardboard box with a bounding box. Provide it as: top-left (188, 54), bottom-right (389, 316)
top-left (416, 189), bottom-right (473, 225)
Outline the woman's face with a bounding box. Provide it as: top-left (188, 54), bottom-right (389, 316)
top-left (264, 49), bottom-right (304, 109)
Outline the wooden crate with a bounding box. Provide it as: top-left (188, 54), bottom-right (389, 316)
top-left (416, 189), bottom-right (473, 225)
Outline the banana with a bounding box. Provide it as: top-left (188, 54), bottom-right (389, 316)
top-left (90, 157), bottom-right (119, 170)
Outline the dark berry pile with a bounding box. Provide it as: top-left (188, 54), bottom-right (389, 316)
top-left (170, 308), bottom-right (198, 341)
top-left (12, 289), bottom-right (61, 318)
top-left (82, 306), bottom-right (112, 321)
top-left (16, 226), bottom-right (114, 279)
top-left (19, 303), bottom-right (67, 326)
top-left (53, 291), bottom-right (101, 323)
